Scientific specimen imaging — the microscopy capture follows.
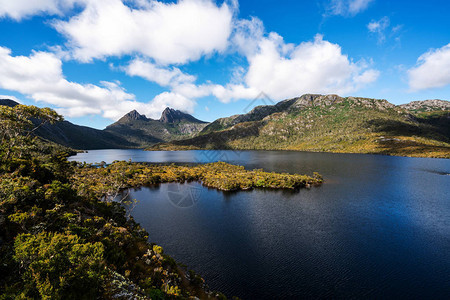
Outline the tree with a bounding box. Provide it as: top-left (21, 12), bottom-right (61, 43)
top-left (0, 104), bottom-right (62, 161)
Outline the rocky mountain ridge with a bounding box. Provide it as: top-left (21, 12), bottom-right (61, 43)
top-left (2, 96), bottom-right (449, 157)
top-left (399, 99), bottom-right (450, 112)
top-left (148, 94), bottom-right (450, 158)
top-left (0, 100), bottom-right (208, 149)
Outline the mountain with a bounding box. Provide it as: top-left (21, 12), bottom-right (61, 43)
top-left (118, 109), bottom-right (150, 122)
top-left (0, 99), bottom-right (133, 149)
top-left (159, 107), bottom-right (205, 123)
top-left (148, 94), bottom-right (450, 158)
top-left (399, 99), bottom-right (450, 112)
top-left (0, 99), bottom-right (18, 107)
top-left (105, 107), bottom-right (208, 147)
top-left (3, 97), bottom-right (449, 157)
top-left (1, 100), bottom-right (209, 149)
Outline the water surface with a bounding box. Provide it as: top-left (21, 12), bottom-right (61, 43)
top-left (70, 149), bottom-right (450, 299)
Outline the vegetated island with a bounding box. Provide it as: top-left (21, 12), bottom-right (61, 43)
top-left (74, 161), bottom-right (323, 195)
top-left (0, 104), bottom-right (321, 299)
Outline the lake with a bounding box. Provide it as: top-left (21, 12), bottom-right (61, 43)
top-left (69, 149), bottom-right (450, 299)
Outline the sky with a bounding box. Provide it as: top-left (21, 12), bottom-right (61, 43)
top-left (0, 0), bottom-right (449, 129)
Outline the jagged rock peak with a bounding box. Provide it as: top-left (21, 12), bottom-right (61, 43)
top-left (399, 99), bottom-right (450, 111)
top-left (159, 107), bottom-right (205, 124)
top-left (119, 110), bottom-right (148, 122)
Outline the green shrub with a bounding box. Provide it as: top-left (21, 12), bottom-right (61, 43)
top-left (14, 232), bottom-right (106, 299)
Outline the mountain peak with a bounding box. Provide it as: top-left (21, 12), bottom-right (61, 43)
top-left (0, 99), bottom-right (19, 107)
top-left (159, 107), bottom-right (205, 124)
top-left (400, 99), bottom-right (450, 112)
top-left (118, 110), bottom-right (149, 123)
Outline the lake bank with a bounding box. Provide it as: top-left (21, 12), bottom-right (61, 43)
top-left (69, 149), bottom-right (450, 299)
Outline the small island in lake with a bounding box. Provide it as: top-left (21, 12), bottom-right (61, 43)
top-left (74, 161), bottom-right (323, 195)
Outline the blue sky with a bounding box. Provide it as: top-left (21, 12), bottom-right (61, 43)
top-left (0, 0), bottom-right (449, 129)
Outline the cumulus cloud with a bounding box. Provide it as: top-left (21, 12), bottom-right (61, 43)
top-left (0, 0), bottom-right (78, 20)
top-left (0, 47), bottom-right (196, 120)
top-left (124, 59), bottom-right (196, 87)
top-left (170, 82), bottom-right (258, 103)
top-left (325, 0), bottom-right (374, 17)
top-left (408, 43), bottom-right (450, 91)
top-left (0, 1), bottom-right (381, 118)
top-left (126, 18), bottom-right (380, 104)
top-left (182, 29), bottom-right (379, 102)
top-left (232, 17), bottom-right (265, 56)
top-left (240, 33), bottom-right (379, 100)
top-left (53, 0), bottom-right (234, 64)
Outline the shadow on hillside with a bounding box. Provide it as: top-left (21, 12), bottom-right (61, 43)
top-left (173, 121), bottom-right (265, 149)
top-left (106, 126), bottom-right (164, 145)
top-left (365, 119), bottom-right (449, 143)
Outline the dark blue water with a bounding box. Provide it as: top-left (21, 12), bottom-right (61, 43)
top-left (69, 150), bottom-right (450, 299)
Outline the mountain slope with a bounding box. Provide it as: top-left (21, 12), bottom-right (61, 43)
top-left (399, 99), bottom-right (450, 112)
top-left (0, 99), bottom-right (18, 107)
top-left (1, 99), bottom-right (133, 149)
top-left (1, 100), bottom-right (208, 149)
top-left (105, 107), bottom-right (208, 147)
top-left (159, 107), bottom-right (205, 124)
top-left (148, 94), bottom-right (450, 158)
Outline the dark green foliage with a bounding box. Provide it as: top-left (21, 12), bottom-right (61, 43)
top-left (0, 104), bottom-right (226, 299)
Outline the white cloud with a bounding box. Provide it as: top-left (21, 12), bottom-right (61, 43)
top-left (353, 69), bottom-right (380, 84)
top-left (124, 59), bottom-right (196, 87)
top-left (326, 0), bottom-right (374, 16)
top-left (126, 20), bottom-right (379, 104)
top-left (0, 0), bottom-right (77, 20)
top-left (231, 33), bottom-right (379, 100)
top-left (367, 16), bottom-right (390, 44)
top-left (408, 43), bottom-right (450, 91)
top-left (232, 17), bottom-right (265, 56)
top-left (0, 46), bottom-right (197, 120)
top-left (138, 92), bottom-right (196, 118)
top-left (53, 0), bottom-right (234, 64)
top-left (347, 0), bottom-right (373, 14)
top-left (0, 95), bottom-right (21, 103)
top-left (171, 82), bottom-right (258, 103)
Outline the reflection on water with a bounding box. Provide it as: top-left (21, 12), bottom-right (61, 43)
top-left (70, 150), bottom-right (450, 299)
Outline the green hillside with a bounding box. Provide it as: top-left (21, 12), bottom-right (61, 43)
top-left (148, 94), bottom-right (450, 158)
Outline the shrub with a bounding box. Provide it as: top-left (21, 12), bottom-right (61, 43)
top-left (14, 232), bottom-right (106, 299)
